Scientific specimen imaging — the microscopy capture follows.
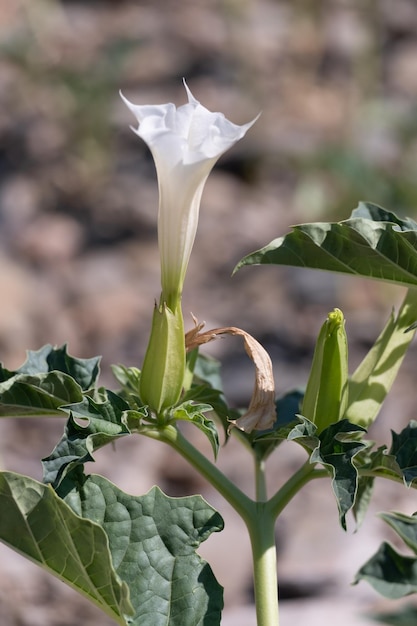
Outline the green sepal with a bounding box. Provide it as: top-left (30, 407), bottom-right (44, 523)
top-left (302, 308), bottom-right (348, 433)
top-left (140, 302), bottom-right (186, 418)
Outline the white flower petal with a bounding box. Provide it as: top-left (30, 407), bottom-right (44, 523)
top-left (121, 82), bottom-right (258, 306)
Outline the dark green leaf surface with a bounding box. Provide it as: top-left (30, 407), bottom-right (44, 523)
top-left (172, 400), bottom-right (220, 458)
top-left (60, 471), bottom-right (224, 626)
top-left (355, 541), bottom-right (417, 599)
top-left (363, 445), bottom-right (403, 482)
top-left (252, 389), bottom-right (305, 460)
top-left (18, 344), bottom-right (100, 390)
top-left (111, 364), bottom-right (143, 411)
top-left (189, 353), bottom-right (238, 438)
top-left (0, 471), bottom-right (132, 624)
top-left (42, 389), bottom-right (132, 487)
top-left (310, 420), bottom-right (367, 529)
top-left (0, 371), bottom-right (83, 417)
top-left (236, 203), bottom-right (417, 288)
top-left (0, 345), bottom-right (101, 417)
top-left (355, 512), bottom-right (417, 599)
top-left (352, 475), bottom-right (374, 528)
top-left (390, 421), bottom-right (417, 487)
top-left (379, 511), bottom-right (417, 554)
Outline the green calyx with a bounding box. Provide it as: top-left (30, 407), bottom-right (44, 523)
top-left (302, 307), bottom-right (349, 433)
top-left (139, 301), bottom-right (186, 419)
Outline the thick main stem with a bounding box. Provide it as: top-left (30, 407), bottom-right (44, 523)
top-left (248, 511), bottom-right (279, 626)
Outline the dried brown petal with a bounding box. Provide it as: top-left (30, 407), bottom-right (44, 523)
top-left (185, 319), bottom-right (276, 433)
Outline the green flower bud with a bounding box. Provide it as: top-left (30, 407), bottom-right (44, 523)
top-left (302, 308), bottom-right (348, 433)
top-left (139, 302), bottom-right (185, 418)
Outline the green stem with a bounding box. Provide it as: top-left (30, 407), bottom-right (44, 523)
top-left (143, 427), bottom-right (327, 626)
top-left (268, 460), bottom-right (328, 518)
top-left (255, 457), bottom-right (268, 502)
top-left (144, 424), bottom-right (280, 625)
top-left (248, 509), bottom-right (279, 626)
top-left (143, 424), bottom-right (254, 521)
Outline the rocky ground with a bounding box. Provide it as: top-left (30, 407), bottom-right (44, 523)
top-left (1, 1), bottom-right (417, 624)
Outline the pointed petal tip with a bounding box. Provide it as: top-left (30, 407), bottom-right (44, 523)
top-left (119, 89), bottom-right (135, 111)
top-left (182, 78), bottom-right (199, 105)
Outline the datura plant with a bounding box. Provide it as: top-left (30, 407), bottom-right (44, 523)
top-left (3, 84), bottom-right (417, 626)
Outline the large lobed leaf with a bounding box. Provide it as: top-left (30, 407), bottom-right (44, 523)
top-left (235, 202), bottom-right (417, 289)
top-left (17, 344), bottom-right (101, 390)
top-left (0, 344), bottom-right (100, 417)
top-left (0, 470), bottom-right (224, 625)
top-left (59, 470), bottom-right (224, 626)
top-left (0, 471), bottom-right (133, 624)
top-left (256, 414), bottom-right (366, 528)
top-left (310, 420), bottom-right (367, 529)
top-left (42, 389), bottom-right (137, 487)
top-left (0, 371), bottom-right (84, 417)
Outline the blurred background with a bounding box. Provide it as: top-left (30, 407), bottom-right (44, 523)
top-left (1, 1), bottom-right (417, 624)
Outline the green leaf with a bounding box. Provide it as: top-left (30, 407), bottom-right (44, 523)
top-left (111, 364), bottom-right (143, 410)
top-left (362, 444), bottom-right (403, 482)
top-left (0, 471), bottom-right (133, 624)
top-left (310, 420), bottom-right (367, 529)
top-left (193, 353), bottom-right (224, 393)
top-left (346, 288), bottom-right (417, 427)
top-left (0, 371), bottom-right (83, 417)
top-left (389, 421), bottom-right (417, 487)
top-left (352, 475), bottom-right (374, 529)
top-left (379, 511), bottom-right (417, 553)
top-left (252, 389), bottom-right (305, 460)
top-left (172, 400), bottom-right (220, 459)
top-left (18, 344), bottom-right (100, 390)
top-left (355, 541), bottom-right (417, 599)
top-left (355, 512), bottom-right (417, 599)
top-left (286, 414), bottom-right (320, 450)
top-left (42, 389), bottom-right (132, 487)
top-left (370, 604), bottom-right (417, 625)
top-left (59, 470), bottom-right (224, 626)
top-left (235, 202), bottom-right (417, 288)
top-left (189, 353), bottom-right (238, 438)
top-left (182, 382), bottom-right (235, 442)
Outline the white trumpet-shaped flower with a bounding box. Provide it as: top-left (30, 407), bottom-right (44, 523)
top-left (121, 82), bottom-right (258, 417)
top-left (120, 81), bottom-right (258, 311)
